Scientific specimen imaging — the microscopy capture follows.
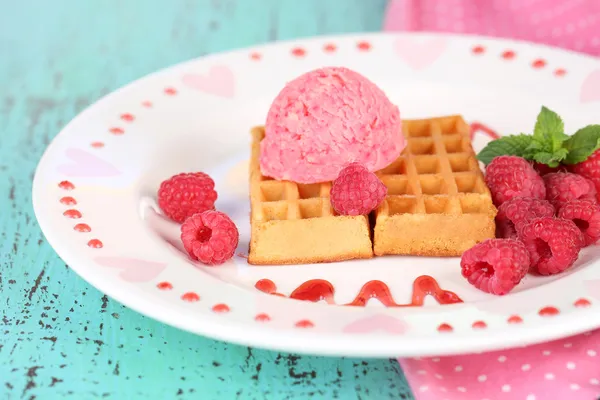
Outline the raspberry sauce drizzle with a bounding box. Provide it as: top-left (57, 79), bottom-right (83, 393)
top-left (470, 122), bottom-right (500, 141)
top-left (255, 275), bottom-right (462, 307)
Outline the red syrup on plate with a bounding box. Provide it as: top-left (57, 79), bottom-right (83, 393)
top-left (255, 275), bottom-right (462, 307)
top-left (470, 122), bottom-right (500, 141)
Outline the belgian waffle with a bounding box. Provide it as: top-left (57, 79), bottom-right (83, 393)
top-left (248, 127), bottom-right (373, 265)
top-left (374, 115), bottom-right (496, 256)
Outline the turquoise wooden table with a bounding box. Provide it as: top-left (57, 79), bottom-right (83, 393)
top-left (0, 1), bottom-right (415, 398)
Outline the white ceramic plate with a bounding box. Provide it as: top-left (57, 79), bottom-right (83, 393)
top-left (33, 33), bottom-right (600, 358)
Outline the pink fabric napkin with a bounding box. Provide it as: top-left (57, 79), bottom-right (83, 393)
top-left (384, 1), bottom-right (600, 398)
top-left (384, 0), bottom-right (600, 56)
top-left (398, 329), bottom-right (600, 399)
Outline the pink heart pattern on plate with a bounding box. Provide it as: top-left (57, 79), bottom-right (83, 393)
top-left (343, 314), bottom-right (407, 334)
top-left (580, 69), bottom-right (600, 103)
top-left (394, 37), bottom-right (447, 70)
top-left (584, 279), bottom-right (600, 299)
top-left (95, 256), bottom-right (167, 282)
top-left (57, 148), bottom-right (121, 177)
top-left (182, 66), bottom-right (235, 98)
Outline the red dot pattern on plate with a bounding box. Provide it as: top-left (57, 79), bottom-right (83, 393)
top-left (502, 50), bottom-right (515, 59)
top-left (181, 292), bottom-right (200, 302)
top-left (291, 47), bottom-right (306, 57)
top-left (74, 223), bottom-right (91, 232)
top-left (295, 320), bottom-right (314, 328)
top-left (58, 180), bottom-right (75, 190)
top-left (255, 313), bottom-right (271, 322)
top-left (469, 44), bottom-right (563, 78)
top-left (357, 41), bottom-right (371, 51)
top-left (507, 315), bottom-right (523, 324)
top-left (324, 43), bottom-right (337, 52)
top-left (472, 45), bottom-right (485, 54)
top-left (254, 279), bottom-right (278, 294)
top-left (212, 303), bottom-right (230, 313)
top-left (472, 321), bottom-right (487, 329)
top-left (87, 239), bottom-right (103, 248)
top-left (58, 48), bottom-right (578, 331)
top-left (60, 196), bottom-right (77, 205)
top-left (574, 298), bottom-right (591, 308)
top-left (539, 306), bottom-right (559, 316)
top-left (63, 209), bottom-right (82, 219)
top-left (157, 281), bottom-right (173, 290)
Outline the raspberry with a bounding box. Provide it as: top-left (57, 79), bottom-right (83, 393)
top-left (180, 211), bottom-right (239, 265)
top-left (543, 172), bottom-right (596, 209)
top-left (158, 172), bottom-right (217, 223)
top-left (532, 162), bottom-right (567, 176)
top-left (557, 199), bottom-right (600, 246)
top-left (570, 149), bottom-right (600, 201)
top-left (518, 217), bottom-right (583, 275)
top-left (460, 239), bottom-right (530, 295)
top-left (330, 163), bottom-right (387, 216)
top-left (485, 156), bottom-right (545, 206)
top-left (495, 197), bottom-right (555, 239)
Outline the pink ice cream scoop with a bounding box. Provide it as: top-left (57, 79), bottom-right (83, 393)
top-left (260, 67), bottom-right (403, 184)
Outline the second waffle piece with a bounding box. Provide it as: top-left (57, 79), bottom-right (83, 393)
top-left (374, 116), bottom-right (497, 257)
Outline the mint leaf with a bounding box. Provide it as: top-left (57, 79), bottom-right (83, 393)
top-left (477, 134), bottom-right (533, 165)
top-left (533, 106), bottom-right (566, 152)
top-left (523, 106), bottom-right (570, 166)
top-left (530, 148), bottom-right (569, 168)
top-left (563, 125), bottom-right (600, 164)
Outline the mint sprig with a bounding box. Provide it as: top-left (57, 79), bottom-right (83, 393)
top-left (526, 106), bottom-right (570, 167)
top-left (477, 106), bottom-right (600, 167)
top-left (477, 134), bottom-right (532, 165)
top-left (563, 125), bottom-right (600, 164)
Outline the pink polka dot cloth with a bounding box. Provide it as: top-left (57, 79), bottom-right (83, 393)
top-left (398, 329), bottom-right (600, 399)
top-left (385, 1), bottom-right (600, 398)
top-left (383, 0), bottom-right (600, 56)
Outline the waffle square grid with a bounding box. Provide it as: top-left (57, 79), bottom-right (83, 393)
top-left (374, 116), bottom-right (496, 256)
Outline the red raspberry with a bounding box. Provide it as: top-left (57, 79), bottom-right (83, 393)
top-left (570, 149), bottom-right (600, 201)
top-left (485, 156), bottom-right (545, 206)
top-left (460, 239), bottom-right (530, 295)
top-left (330, 163), bottom-right (387, 216)
top-left (532, 162), bottom-right (567, 176)
top-left (495, 197), bottom-right (555, 239)
top-left (158, 172), bottom-right (217, 223)
top-left (181, 211), bottom-right (239, 265)
top-left (557, 199), bottom-right (600, 246)
top-left (543, 172), bottom-right (596, 209)
top-left (518, 217), bottom-right (583, 275)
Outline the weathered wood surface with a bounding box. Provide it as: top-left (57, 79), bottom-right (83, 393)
top-left (0, 1), bottom-right (415, 398)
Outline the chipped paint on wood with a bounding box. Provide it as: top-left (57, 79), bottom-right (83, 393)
top-left (0, 1), bottom-right (414, 399)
